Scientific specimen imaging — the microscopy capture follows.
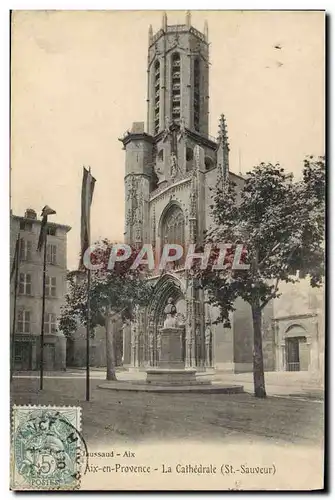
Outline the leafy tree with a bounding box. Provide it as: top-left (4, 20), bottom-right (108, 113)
top-left (196, 157), bottom-right (325, 398)
top-left (59, 240), bottom-right (153, 381)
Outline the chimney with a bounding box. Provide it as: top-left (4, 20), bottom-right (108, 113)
top-left (25, 208), bottom-right (37, 220)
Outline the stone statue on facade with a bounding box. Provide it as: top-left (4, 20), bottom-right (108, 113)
top-left (170, 153), bottom-right (178, 180)
top-left (177, 117), bottom-right (186, 141)
top-left (163, 297), bottom-right (178, 328)
top-left (163, 116), bottom-right (171, 142)
top-left (154, 162), bottom-right (165, 183)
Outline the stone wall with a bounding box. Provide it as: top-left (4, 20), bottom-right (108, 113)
top-left (273, 278), bottom-right (324, 377)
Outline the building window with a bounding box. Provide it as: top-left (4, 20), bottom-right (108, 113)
top-left (154, 60), bottom-right (160, 134)
top-left (45, 276), bottom-right (57, 297)
top-left (194, 58), bottom-right (200, 132)
top-left (162, 205), bottom-right (185, 248)
top-left (19, 239), bottom-right (32, 261)
top-left (44, 313), bottom-right (57, 334)
top-left (19, 273), bottom-right (32, 295)
top-left (205, 156), bottom-right (214, 170)
top-left (186, 147), bottom-right (194, 172)
top-left (19, 221), bottom-right (33, 231)
top-left (17, 310), bottom-right (30, 333)
top-left (158, 149), bottom-right (164, 161)
top-left (47, 226), bottom-right (57, 236)
top-left (186, 147), bottom-right (193, 162)
top-left (171, 53), bottom-right (181, 123)
top-left (47, 244), bottom-right (57, 265)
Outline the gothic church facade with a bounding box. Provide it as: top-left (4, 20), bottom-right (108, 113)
top-left (119, 13), bottom-right (273, 372)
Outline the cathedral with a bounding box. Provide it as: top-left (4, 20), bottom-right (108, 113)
top-left (118, 12), bottom-right (265, 373)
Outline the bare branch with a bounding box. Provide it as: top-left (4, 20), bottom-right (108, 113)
top-left (258, 242), bottom-right (281, 268)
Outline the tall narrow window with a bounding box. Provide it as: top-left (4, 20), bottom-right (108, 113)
top-left (47, 244), bottom-right (57, 265)
top-left (44, 313), bottom-right (57, 334)
top-left (171, 53), bottom-right (181, 123)
top-left (45, 276), bottom-right (57, 297)
top-left (17, 310), bottom-right (31, 333)
top-left (19, 239), bottom-right (32, 261)
top-left (154, 60), bottom-right (160, 134)
top-left (19, 273), bottom-right (32, 295)
top-left (194, 58), bottom-right (200, 132)
top-left (162, 206), bottom-right (185, 249)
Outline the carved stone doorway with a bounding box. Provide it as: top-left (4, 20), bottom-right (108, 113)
top-left (147, 274), bottom-right (185, 367)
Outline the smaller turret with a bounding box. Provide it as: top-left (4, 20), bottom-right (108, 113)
top-left (216, 114), bottom-right (230, 184)
top-left (204, 20), bottom-right (209, 41)
top-left (162, 12), bottom-right (167, 31)
top-left (148, 24), bottom-right (153, 45)
top-left (186, 11), bottom-right (191, 28)
top-left (217, 114), bottom-right (229, 146)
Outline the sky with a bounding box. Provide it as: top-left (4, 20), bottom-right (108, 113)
top-left (11, 10), bottom-right (325, 270)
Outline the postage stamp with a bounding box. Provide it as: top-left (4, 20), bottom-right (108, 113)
top-left (11, 405), bottom-right (85, 491)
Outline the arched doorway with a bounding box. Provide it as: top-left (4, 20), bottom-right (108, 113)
top-left (284, 324), bottom-right (310, 371)
top-left (146, 274), bottom-right (185, 366)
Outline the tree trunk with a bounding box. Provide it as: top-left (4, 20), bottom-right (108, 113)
top-left (251, 302), bottom-right (266, 398)
top-left (105, 310), bottom-right (117, 381)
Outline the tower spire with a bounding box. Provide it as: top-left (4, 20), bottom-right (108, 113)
top-left (148, 24), bottom-right (153, 45)
top-left (162, 12), bottom-right (167, 31)
top-left (186, 11), bottom-right (191, 28)
top-left (217, 114), bottom-right (229, 146)
top-left (204, 20), bottom-right (208, 41)
top-left (217, 114), bottom-right (230, 185)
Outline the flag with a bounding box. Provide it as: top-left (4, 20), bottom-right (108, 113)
top-left (10, 236), bottom-right (20, 282)
top-left (80, 167), bottom-right (96, 267)
top-left (37, 205), bottom-right (57, 252)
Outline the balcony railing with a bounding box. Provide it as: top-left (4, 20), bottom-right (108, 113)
top-left (151, 25), bottom-right (206, 46)
top-left (166, 25), bottom-right (187, 33)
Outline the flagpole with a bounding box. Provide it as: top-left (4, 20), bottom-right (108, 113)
top-left (10, 234), bottom-right (20, 383)
top-left (39, 226), bottom-right (48, 391)
top-left (86, 166), bottom-right (91, 402)
top-left (86, 268), bottom-right (91, 402)
top-left (81, 165), bottom-right (95, 402)
top-left (86, 167), bottom-right (91, 401)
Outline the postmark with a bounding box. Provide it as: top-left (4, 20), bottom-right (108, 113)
top-left (11, 405), bottom-right (87, 491)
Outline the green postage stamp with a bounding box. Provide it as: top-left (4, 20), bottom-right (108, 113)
top-left (11, 405), bottom-right (85, 491)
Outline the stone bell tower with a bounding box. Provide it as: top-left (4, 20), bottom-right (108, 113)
top-left (119, 13), bottom-right (237, 372)
top-left (147, 11), bottom-right (209, 137)
top-left (145, 12), bottom-right (215, 196)
top-left (120, 12), bottom-right (213, 247)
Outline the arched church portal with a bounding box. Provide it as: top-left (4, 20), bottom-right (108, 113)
top-left (147, 274), bottom-right (185, 366)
